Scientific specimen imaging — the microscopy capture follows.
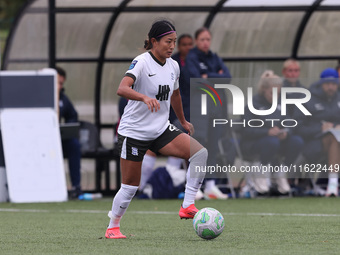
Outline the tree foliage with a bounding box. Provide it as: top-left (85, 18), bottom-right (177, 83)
top-left (0, 0), bottom-right (27, 29)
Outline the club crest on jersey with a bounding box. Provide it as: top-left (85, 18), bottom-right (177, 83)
top-left (128, 60), bottom-right (138, 70)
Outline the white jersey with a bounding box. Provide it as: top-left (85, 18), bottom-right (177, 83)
top-left (118, 52), bottom-right (180, 140)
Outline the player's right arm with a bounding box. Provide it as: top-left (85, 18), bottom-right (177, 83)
top-left (117, 76), bottom-right (160, 112)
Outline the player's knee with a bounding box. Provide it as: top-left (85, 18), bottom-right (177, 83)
top-left (190, 147), bottom-right (208, 163)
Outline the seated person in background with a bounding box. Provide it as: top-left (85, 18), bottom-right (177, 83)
top-left (282, 58), bottom-right (304, 88)
top-left (281, 58), bottom-right (307, 189)
top-left (282, 58), bottom-right (305, 108)
top-left (241, 70), bottom-right (304, 195)
top-left (294, 68), bottom-right (340, 197)
top-left (282, 58), bottom-right (306, 117)
top-left (185, 27), bottom-right (232, 200)
top-left (56, 66), bottom-right (82, 199)
top-left (169, 33), bottom-right (193, 126)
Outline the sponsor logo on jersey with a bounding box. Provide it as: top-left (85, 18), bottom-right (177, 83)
top-left (155, 85), bottom-right (170, 101)
top-left (148, 73), bottom-right (156, 77)
top-left (128, 60), bottom-right (138, 70)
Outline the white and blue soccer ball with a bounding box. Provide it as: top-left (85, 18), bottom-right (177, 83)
top-left (193, 207), bottom-right (225, 240)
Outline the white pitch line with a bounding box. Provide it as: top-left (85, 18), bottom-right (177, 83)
top-left (1, 208), bottom-right (340, 217)
top-left (0, 208), bottom-right (50, 213)
top-left (227, 212), bottom-right (340, 217)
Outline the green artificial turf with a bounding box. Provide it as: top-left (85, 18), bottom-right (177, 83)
top-left (0, 198), bottom-right (340, 255)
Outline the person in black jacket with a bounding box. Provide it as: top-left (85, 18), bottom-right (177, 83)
top-left (294, 68), bottom-right (340, 196)
top-left (241, 70), bottom-right (304, 195)
top-left (185, 27), bottom-right (232, 200)
top-left (282, 58), bottom-right (304, 88)
top-left (169, 34), bottom-right (193, 125)
top-left (56, 66), bottom-right (82, 199)
top-left (282, 58), bottom-right (306, 117)
top-left (186, 28), bottom-right (231, 80)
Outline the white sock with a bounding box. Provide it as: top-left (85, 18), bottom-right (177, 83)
top-left (328, 172), bottom-right (338, 186)
top-left (108, 184), bottom-right (138, 228)
top-left (183, 148), bottom-right (207, 208)
top-left (139, 154), bottom-right (156, 190)
top-left (167, 156), bottom-right (184, 169)
top-left (204, 180), bottom-right (215, 193)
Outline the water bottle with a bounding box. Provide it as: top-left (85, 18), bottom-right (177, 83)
top-left (177, 192), bottom-right (185, 199)
top-left (78, 193), bottom-right (102, 200)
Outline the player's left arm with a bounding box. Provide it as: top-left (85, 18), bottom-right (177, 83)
top-left (171, 89), bottom-right (194, 135)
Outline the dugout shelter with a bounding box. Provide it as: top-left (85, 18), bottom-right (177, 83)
top-left (2, 0), bottom-right (340, 192)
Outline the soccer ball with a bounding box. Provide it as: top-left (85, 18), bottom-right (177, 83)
top-left (193, 207), bottom-right (225, 240)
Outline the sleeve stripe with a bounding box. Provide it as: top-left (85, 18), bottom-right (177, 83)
top-left (125, 73), bottom-right (136, 81)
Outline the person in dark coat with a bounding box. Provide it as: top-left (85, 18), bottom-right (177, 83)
top-left (294, 68), bottom-right (340, 196)
top-left (169, 34), bottom-right (193, 125)
top-left (186, 29), bottom-right (231, 80)
top-left (282, 58), bottom-right (306, 117)
top-left (282, 58), bottom-right (304, 88)
top-left (241, 70), bottom-right (304, 195)
top-left (56, 66), bottom-right (82, 198)
top-left (185, 27), bottom-right (232, 200)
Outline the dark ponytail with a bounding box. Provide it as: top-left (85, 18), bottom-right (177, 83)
top-left (144, 39), bottom-right (152, 50)
top-left (144, 19), bottom-right (176, 50)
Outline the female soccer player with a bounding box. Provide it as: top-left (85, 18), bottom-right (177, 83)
top-left (105, 20), bottom-right (207, 239)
